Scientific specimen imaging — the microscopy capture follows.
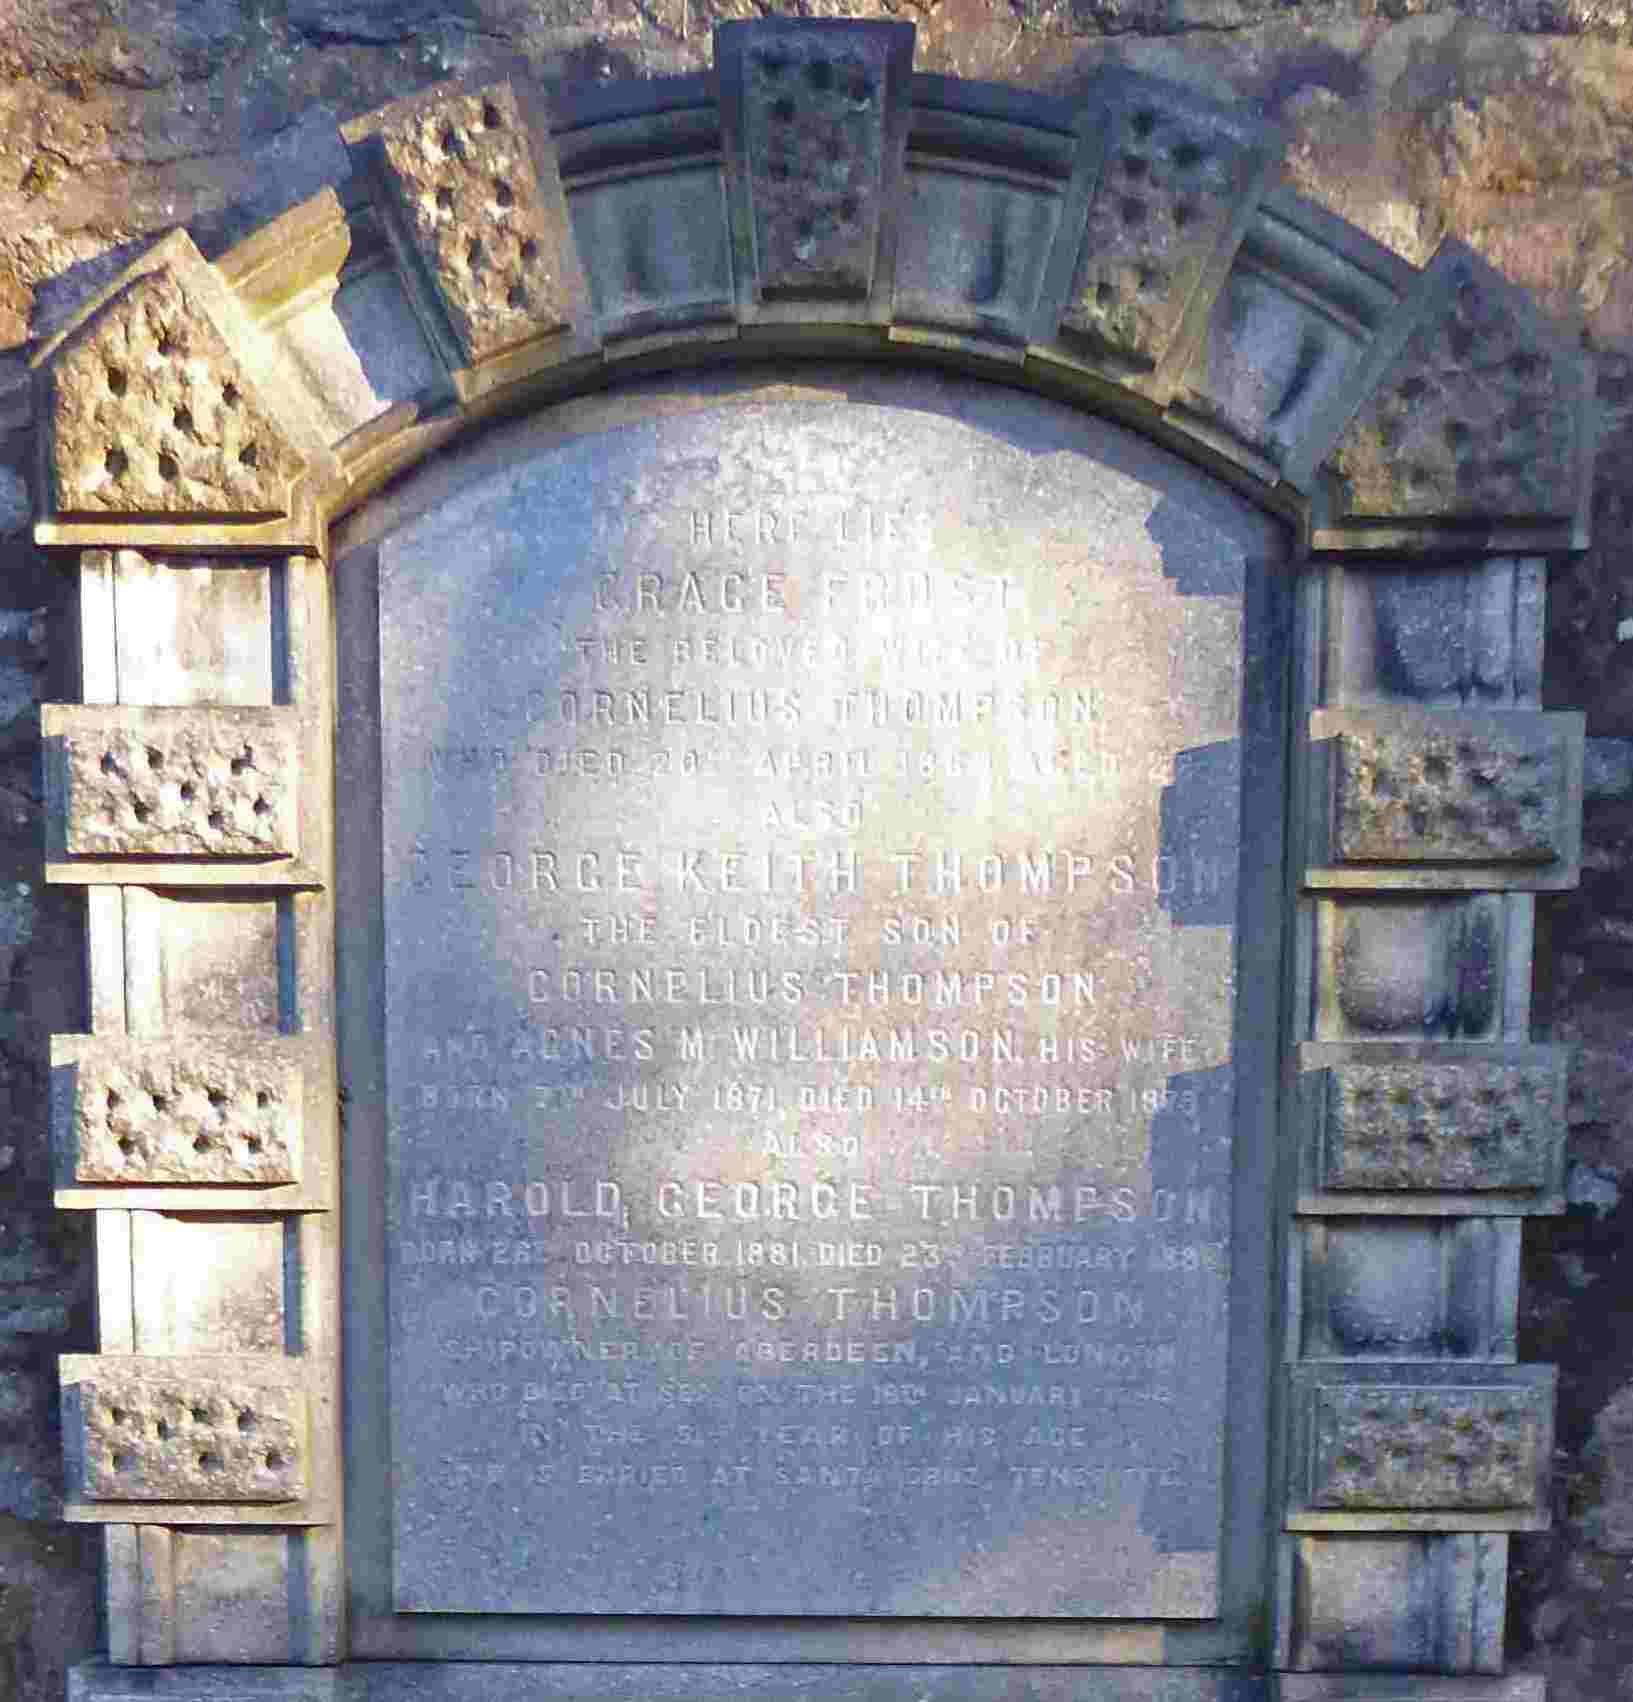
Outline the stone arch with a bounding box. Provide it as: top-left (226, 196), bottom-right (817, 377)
top-left (31, 20), bottom-right (1595, 554)
top-left (37, 16), bottom-right (1589, 1695)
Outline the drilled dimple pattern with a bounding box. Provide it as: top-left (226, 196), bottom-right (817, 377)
top-left (743, 30), bottom-right (889, 299)
top-left (1333, 261), bottom-right (1574, 518)
top-left (375, 83), bottom-right (570, 362)
top-left (1311, 1385), bottom-right (1543, 1510)
top-left (49, 267), bottom-right (304, 516)
top-left (60, 708), bottom-right (295, 857)
top-left (73, 1045), bottom-right (299, 1184)
top-left (74, 1370), bottom-right (306, 1502)
top-left (1334, 723), bottom-right (1566, 864)
top-left (1324, 1059), bottom-right (1557, 1191)
top-left (1063, 96), bottom-right (1252, 370)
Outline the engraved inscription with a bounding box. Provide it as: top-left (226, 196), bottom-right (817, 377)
top-left (381, 397), bottom-right (1262, 1618)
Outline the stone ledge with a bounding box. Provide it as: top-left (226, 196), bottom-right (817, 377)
top-left (1275, 1677), bottom-right (1543, 1702)
top-left (68, 1662), bottom-right (1272, 1702)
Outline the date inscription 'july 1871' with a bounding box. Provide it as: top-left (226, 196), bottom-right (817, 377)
top-left (379, 392), bottom-right (1267, 1618)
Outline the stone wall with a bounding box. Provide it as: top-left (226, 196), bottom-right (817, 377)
top-left (2, 1), bottom-right (1632, 1696)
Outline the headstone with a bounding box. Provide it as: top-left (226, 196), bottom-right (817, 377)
top-left (376, 379), bottom-right (1280, 1618)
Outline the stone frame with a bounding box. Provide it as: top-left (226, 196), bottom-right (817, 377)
top-left (31, 17), bottom-right (1591, 1699)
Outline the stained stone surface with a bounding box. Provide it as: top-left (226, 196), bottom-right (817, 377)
top-left (64, 1364), bottom-right (307, 1502)
top-left (357, 82), bottom-right (573, 362)
top-left (48, 268), bottom-right (305, 517)
top-left (1332, 259), bottom-right (1578, 521)
top-left (1061, 87), bottom-right (1263, 373)
top-left (50, 704), bottom-right (296, 858)
top-left (1309, 1384), bottom-right (1547, 1512)
top-left (1322, 1057), bottom-right (1560, 1192)
top-left (1333, 721), bottom-right (1569, 864)
top-left (738, 25), bottom-right (895, 300)
top-left (378, 382), bottom-right (1277, 1618)
top-left (63, 1040), bottom-right (300, 1184)
top-left (0, 7), bottom-right (1628, 1694)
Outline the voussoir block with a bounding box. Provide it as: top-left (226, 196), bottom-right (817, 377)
top-left (61, 1357), bottom-right (308, 1503)
top-left (46, 262), bottom-right (308, 520)
top-left (45, 703), bottom-right (298, 859)
top-left (1057, 74), bottom-right (1279, 379)
top-left (1288, 1365), bottom-right (1554, 1531)
top-left (344, 81), bottom-right (578, 365)
top-left (55, 1036), bottom-right (301, 1185)
top-left (718, 18), bottom-right (913, 319)
top-left (1330, 245), bottom-right (1591, 527)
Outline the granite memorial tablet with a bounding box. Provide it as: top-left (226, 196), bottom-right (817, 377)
top-left (380, 388), bottom-right (1268, 1618)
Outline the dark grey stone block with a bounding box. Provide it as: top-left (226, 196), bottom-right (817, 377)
top-left (725, 22), bottom-right (909, 302)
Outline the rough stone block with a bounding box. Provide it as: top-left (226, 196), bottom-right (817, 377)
top-left (1289, 1367), bottom-right (1554, 1528)
top-left (1320, 1054), bottom-right (1564, 1193)
top-left (1331, 718), bottom-right (1574, 865)
top-left (47, 266), bottom-right (307, 519)
top-left (47, 704), bottom-right (298, 858)
top-left (346, 82), bottom-right (576, 365)
top-left (1060, 77), bottom-right (1273, 374)
top-left (62, 1360), bottom-right (307, 1503)
top-left (58, 1038), bottom-right (300, 1185)
top-left (1312, 1387), bottom-right (1540, 1510)
top-left (1332, 248), bottom-right (1587, 523)
top-left (728, 21), bottom-right (907, 301)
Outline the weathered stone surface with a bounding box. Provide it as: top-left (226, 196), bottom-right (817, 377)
top-left (1322, 1056), bottom-right (1562, 1192)
top-left (48, 704), bottom-right (297, 858)
top-left (353, 82), bottom-right (573, 363)
top-left (1287, 1533), bottom-right (1510, 1673)
top-left (1328, 896), bottom-right (1501, 1040)
top-left (1310, 1384), bottom-right (1547, 1512)
top-left (1332, 254), bottom-right (1580, 521)
top-left (64, 1364), bottom-right (306, 1502)
top-left (733, 22), bottom-right (899, 300)
top-left (1333, 720), bottom-right (1571, 864)
top-left (375, 381), bottom-right (1274, 1620)
top-left (0, 13), bottom-right (1614, 1688)
top-left (1061, 81), bottom-right (1267, 374)
top-left (62, 1040), bottom-right (300, 1185)
top-left (47, 267), bottom-right (305, 517)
